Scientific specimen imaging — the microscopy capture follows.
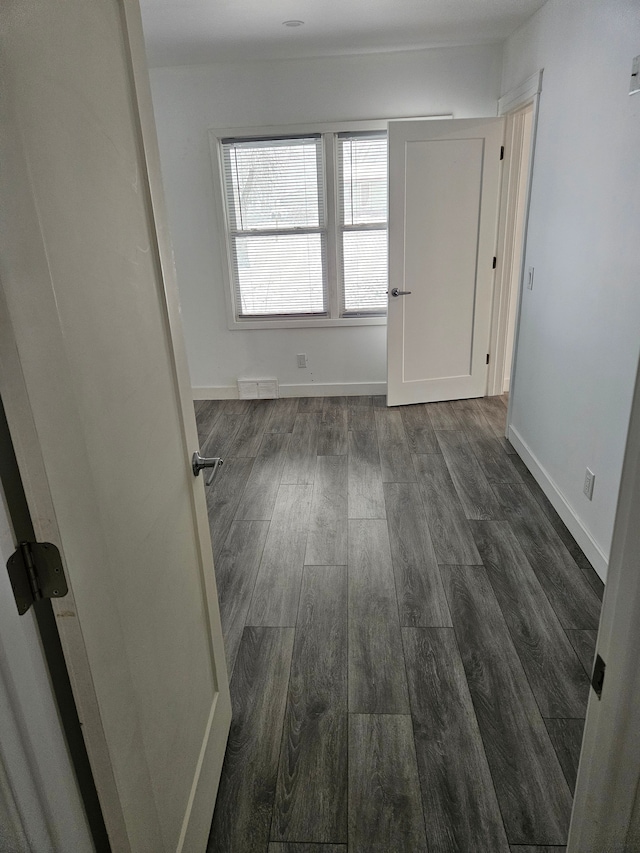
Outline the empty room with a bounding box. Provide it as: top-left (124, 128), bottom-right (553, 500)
top-left (1, 0), bottom-right (639, 852)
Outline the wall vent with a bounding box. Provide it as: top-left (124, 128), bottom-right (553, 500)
top-left (237, 379), bottom-right (279, 400)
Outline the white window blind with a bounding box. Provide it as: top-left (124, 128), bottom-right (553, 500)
top-left (337, 132), bottom-right (388, 315)
top-left (222, 135), bottom-right (327, 318)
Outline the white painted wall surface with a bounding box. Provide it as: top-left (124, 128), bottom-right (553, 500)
top-left (149, 45), bottom-right (502, 395)
top-left (503, 0), bottom-right (640, 575)
top-left (0, 485), bottom-right (93, 852)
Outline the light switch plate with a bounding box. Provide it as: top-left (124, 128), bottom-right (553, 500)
top-left (630, 55), bottom-right (640, 95)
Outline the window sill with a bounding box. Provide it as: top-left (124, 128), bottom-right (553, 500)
top-left (227, 315), bottom-right (387, 331)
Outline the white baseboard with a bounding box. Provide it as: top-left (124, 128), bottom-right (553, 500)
top-left (192, 386), bottom-right (238, 400)
top-left (192, 381), bottom-right (387, 401)
top-left (503, 377), bottom-right (511, 393)
top-left (508, 425), bottom-right (608, 582)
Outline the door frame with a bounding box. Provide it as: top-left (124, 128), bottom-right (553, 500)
top-left (0, 398), bottom-right (102, 852)
top-left (567, 346), bottom-right (640, 850)
top-left (488, 70), bottom-right (543, 398)
top-left (386, 116), bottom-right (505, 406)
top-left (0, 0), bottom-right (231, 847)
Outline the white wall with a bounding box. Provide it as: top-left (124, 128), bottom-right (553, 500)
top-left (503, 0), bottom-right (640, 576)
top-left (149, 45), bottom-right (503, 395)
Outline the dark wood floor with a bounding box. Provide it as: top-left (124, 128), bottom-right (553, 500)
top-left (195, 394), bottom-right (604, 853)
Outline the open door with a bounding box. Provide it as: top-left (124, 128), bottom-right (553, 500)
top-left (0, 1), bottom-right (231, 851)
top-left (387, 118), bottom-right (505, 406)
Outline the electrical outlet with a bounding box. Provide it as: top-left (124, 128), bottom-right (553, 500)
top-left (527, 267), bottom-right (534, 290)
top-left (297, 353), bottom-right (308, 368)
top-left (584, 468), bottom-right (595, 501)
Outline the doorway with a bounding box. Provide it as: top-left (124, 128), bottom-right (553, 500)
top-left (489, 100), bottom-right (536, 397)
top-left (385, 104), bottom-right (537, 407)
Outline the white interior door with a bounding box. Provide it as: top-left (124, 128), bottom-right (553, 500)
top-left (0, 1), bottom-right (231, 851)
top-left (387, 118), bottom-right (505, 406)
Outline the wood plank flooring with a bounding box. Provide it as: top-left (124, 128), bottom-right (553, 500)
top-left (199, 395), bottom-right (602, 852)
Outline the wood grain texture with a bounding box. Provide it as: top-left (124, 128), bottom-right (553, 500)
top-left (348, 430), bottom-right (385, 519)
top-left (372, 395), bottom-right (387, 408)
top-left (272, 567), bottom-right (348, 843)
top-left (247, 485), bottom-right (313, 626)
top-left (441, 566), bottom-right (573, 845)
top-left (450, 398), bottom-right (495, 436)
top-left (348, 520), bottom-right (410, 713)
top-left (269, 845), bottom-right (346, 852)
top-left (509, 848), bottom-right (566, 853)
top-left (206, 456), bottom-right (255, 563)
top-left (508, 454), bottom-right (597, 574)
top-left (208, 627), bottom-right (295, 853)
top-left (403, 628), bottom-right (509, 853)
top-left (267, 397), bottom-right (300, 433)
top-left (228, 399), bottom-right (274, 457)
top-left (425, 401), bottom-right (462, 430)
top-left (436, 430), bottom-right (502, 520)
top-left (471, 521), bottom-right (590, 718)
top-left (280, 414), bottom-right (320, 485)
top-left (413, 453), bottom-right (481, 565)
top-left (201, 412), bottom-right (245, 459)
top-left (400, 404), bottom-right (440, 453)
top-left (297, 397), bottom-right (324, 413)
top-left (348, 714), bottom-right (427, 853)
top-left (375, 409), bottom-right (416, 483)
top-left (224, 399), bottom-right (253, 414)
top-left (305, 456), bottom-right (347, 566)
top-left (544, 718), bottom-right (584, 795)
top-left (582, 566), bottom-right (605, 600)
top-left (318, 396), bottom-right (348, 456)
top-left (235, 433), bottom-right (290, 520)
top-left (492, 483), bottom-right (601, 629)
top-left (215, 520), bottom-right (270, 677)
top-left (467, 434), bottom-right (523, 484)
top-left (473, 397), bottom-right (516, 455)
top-left (194, 399), bottom-right (225, 445)
top-left (384, 483), bottom-right (451, 627)
top-left (348, 396), bottom-right (375, 431)
top-left (566, 630), bottom-right (598, 677)
top-left (474, 395), bottom-right (509, 435)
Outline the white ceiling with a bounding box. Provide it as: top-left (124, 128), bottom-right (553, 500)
top-left (139, 0), bottom-right (547, 68)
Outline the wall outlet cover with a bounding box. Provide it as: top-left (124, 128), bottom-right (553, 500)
top-left (584, 468), bottom-right (595, 501)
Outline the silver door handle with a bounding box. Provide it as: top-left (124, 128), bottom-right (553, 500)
top-left (192, 451), bottom-right (224, 486)
top-left (391, 288), bottom-right (412, 297)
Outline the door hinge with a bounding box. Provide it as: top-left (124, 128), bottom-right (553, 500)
top-left (492, 257), bottom-right (497, 269)
top-left (6, 541), bottom-right (68, 615)
top-left (486, 353), bottom-right (490, 364)
top-left (591, 653), bottom-right (606, 699)
top-left (500, 145), bottom-right (505, 160)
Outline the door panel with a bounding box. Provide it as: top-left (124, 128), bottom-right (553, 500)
top-left (0, 1), bottom-right (231, 850)
top-left (387, 118), bottom-right (505, 406)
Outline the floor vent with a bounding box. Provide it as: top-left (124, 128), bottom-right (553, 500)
top-left (237, 379), bottom-right (279, 400)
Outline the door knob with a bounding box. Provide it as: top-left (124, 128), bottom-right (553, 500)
top-left (192, 451), bottom-right (224, 486)
top-left (391, 288), bottom-right (412, 297)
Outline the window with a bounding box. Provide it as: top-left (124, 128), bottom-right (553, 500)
top-left (216, 126), bottom-right (388, 327)
top-left (337, 132), bottom-right (388, 316)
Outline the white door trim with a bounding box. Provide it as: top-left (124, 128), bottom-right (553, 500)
top-left (568, 353), bottom-right (640, 850)
top-left (497, 72), bottom-right (544, 438)
top-left (498, 70), bottom-right (544, 116)
top-left (487, 97), bottom-right (537, 397)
